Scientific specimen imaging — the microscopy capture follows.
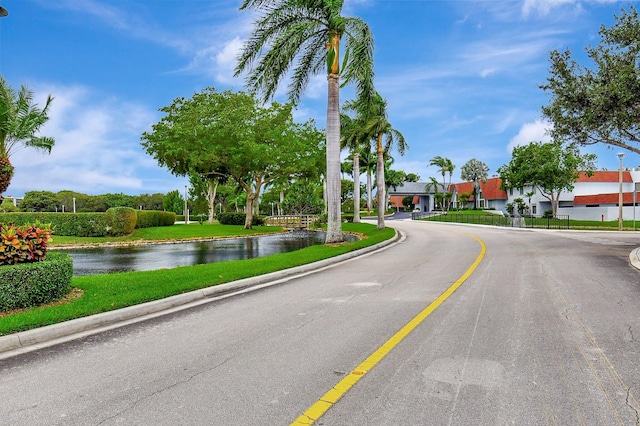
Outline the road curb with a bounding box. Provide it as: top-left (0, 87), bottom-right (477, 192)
top-left (0, 230), bottom-right (402, 355)
top-left (629, 247), bottom-right (640, 271)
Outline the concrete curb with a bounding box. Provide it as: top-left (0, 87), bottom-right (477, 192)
top-left (0, 230), bottom-right (402, 355)
top-left (629, 248), bottom-right (640, 271)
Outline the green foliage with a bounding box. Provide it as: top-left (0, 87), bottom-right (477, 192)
top-left (0, 223), bottom-right (52, 266)
top-left (105, 207), bottom-right (137, 236)
top-left (19, 190), bottom-right (59, 212)
top-left (163, 190), bottom-right (185, 215)
top-left (0, 251), bottom-right (72, 312)
top-left (497, 142), bottom-right (596, 217)
top-left (0, 198), bottom-right (19, 212)
top-left (217, 212), bottom-right (264, 226)
top-left (135, 210), bottom-right (176, 228)
top-left (282, 181), bottom-right (324, 215)
top-left (541, 7), bottom-right (640, 155)
top-left (0, 77), bottom-right (55, 195)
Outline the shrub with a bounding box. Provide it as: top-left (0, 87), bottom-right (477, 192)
top-left (0, 251), bottom-right (73, 311)
top-left (0, 222), bottom-right (52, 266)
top-left (0, 212), bottom-right (109, 237)
top-left (342, 214), bottom-right (354, 223)
top-left (135, 210), bottom-right (176, 228)
top-left (105, 207), bottom-right (137, 236)
top-left (217, 212), bottom-right (265, 226)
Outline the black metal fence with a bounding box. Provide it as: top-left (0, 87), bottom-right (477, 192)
top-left (411, 212), bottom-right (570, 230)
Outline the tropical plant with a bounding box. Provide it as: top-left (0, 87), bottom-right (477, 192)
top-left (235, 0), bottom-right (375, 242)
top-left (359, 147), bottom-right (377, 214)
top-left (460, 158), bottom-right (489, 209)
top-left (341, 100), bottom-right (374, 223)
top-left (0, 77), bottom-right (55, 200)
top-left (425, 176), bottom-right (441, 209)
top-left (0, 222), bottom-right (52, 266)
top-left (364, 93), bottom-right (407, 230)
top-left (429, 156), bottom-right (454, 209)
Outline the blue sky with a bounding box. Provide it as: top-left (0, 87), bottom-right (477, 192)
top-left (0, 0), bottom-right (636, 197)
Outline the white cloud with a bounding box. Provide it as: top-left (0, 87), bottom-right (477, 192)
top-left (6, 83), bottom-right (178, 196)
top-left (507, 119), bottom-right (552, 151)
top-left (522, 0), bottom-right (577, 17)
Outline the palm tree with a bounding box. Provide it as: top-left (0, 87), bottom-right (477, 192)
top-left (0, 77), bottom-right (54, 201)
top-left (364, 93), bottom-right (407, 230)
top-left (341, 100), bottom-right (374, 223)
top-left (359, 147), bottom-right (377, 215)
top-left (235, 0), bottom-right (375, 243)
top-left (425, 176), bottom-right (441, 210)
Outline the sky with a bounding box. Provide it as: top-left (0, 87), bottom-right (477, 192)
top-left (0, 0), bottom-right (637, 197)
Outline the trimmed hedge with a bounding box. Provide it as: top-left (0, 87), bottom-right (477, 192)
top-left (0, 209), bottom-right (175, 237)
top-left (136, 210), bottom-right (176, 228)
top-left (217, 212), bottom-right (265, 226)
top-left (105, 207), bottom-right (137, 236)
top-left (0, 251), bottom-right (73, 311)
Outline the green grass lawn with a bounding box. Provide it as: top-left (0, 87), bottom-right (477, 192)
top-left (0, 223), bottom-right (395, 336)
top-left (50, 223), bottom-right (283, 246)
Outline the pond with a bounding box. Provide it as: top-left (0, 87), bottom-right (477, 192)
top-left (59, 230), bottom-right (358, 276)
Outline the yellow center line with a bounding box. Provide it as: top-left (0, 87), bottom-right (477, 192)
top-left (291, 232), bottom-right (487, 425)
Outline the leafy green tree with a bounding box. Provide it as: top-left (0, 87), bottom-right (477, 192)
top-left (0, 77), bottom-right (55, 201)
top-left (402, 196), bottom-right (414, 210)
top-left (281, 180), bottom-right (324, 215)
top-left (497, 142), bottom-right (596, 217)
top-left (163, 190), bottom-right (184, 215)
top-left (236, 0), bottom-right (375, 242)
top-left (142, 88), bottom-right (324, 229)
top-left (405, 173), bottom-right (420, 182)
top-left (541, 7), bottom-right (640, 155)
top-left (133, 193), bottom-right (164, 211)
top-left (19, 190), bottom-right (59, 212)
top-left (0, 197), bottom-right (19, 212)
top-left (104, 193), bottom-right (135, 209)
top-left (460, 159), bottom-right (490, 210)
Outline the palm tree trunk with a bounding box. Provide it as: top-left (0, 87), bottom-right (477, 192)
top-left (376, 133), bottom-right (385, 230)
top-left (353, 152), bottom-right (361, 223)
top-left (325, 73), bottom-right (343, 243)
top-left (367, 170), bottom-right (373, 214)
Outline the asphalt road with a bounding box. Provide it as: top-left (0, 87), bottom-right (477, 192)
top-left (1, 220), bottom-right (640, 425)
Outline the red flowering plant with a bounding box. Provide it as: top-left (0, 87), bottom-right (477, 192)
top-left (0, 222), bottom-right (53, 266)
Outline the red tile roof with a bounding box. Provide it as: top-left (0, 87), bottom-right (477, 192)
top-left (389, 195), bottom-right (404, 208)
top-left (574, 192), bottom-right (635, 205)
top-left (577, 171), bottom-right (632, 183)
top-left (452, 177), bottom-right (507, 201)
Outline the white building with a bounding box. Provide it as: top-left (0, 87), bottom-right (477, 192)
top-left (502, 170), bottom-right (640, 221)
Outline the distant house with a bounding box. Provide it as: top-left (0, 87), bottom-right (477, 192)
top-left (390, 170), bottom-right (640, 221)
top-left (387, 181), bottom-right (446, 212)
top-left (501, 170), bottom-right (639, 220)
top-left (450, 177), bottom-right (508, 211)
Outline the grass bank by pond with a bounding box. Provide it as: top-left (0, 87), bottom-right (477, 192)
top-left (50, 223), bottom-right (284, 246)
top-left (0, 223), bottom-right (395, 336)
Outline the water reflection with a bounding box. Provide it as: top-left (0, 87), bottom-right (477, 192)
top-left (61, 231), bottom-right (358, 276)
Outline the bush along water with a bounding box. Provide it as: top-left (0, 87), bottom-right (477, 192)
top-left (0, 222), bottom-right (74, 312)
